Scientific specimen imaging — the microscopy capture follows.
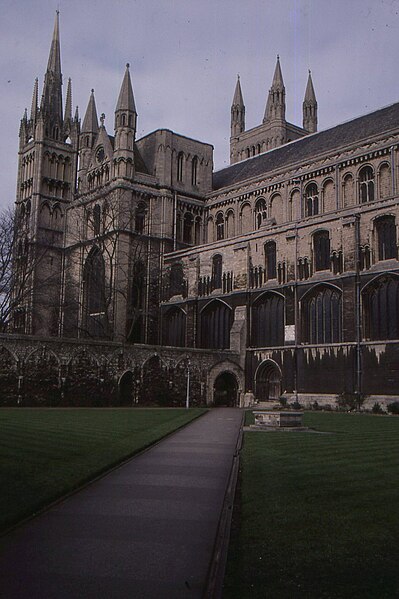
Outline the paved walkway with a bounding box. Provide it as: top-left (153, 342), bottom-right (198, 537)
top-left (0, 408), bottom-right (242, 599)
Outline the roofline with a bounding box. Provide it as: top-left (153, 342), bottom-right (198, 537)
top-left (137, 128), bottom-right (214, 149)
top-left (215, 99), bottom-right (399, 177)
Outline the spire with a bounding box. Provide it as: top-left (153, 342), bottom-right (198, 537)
top-left (82, 89), bottom-right (99, 134)
top-left (264, 55), bottom-right (286, 122)
top-left (46, 10), bottom-right (61, 76)
top-left (30, 78), bottom-right (39, 121)
top-left (40, 11), bottom-right (63, 131)
top-left (304, 70), bottom-right (316, 103)
top-left (115, 63), bottom-right (136, 114)
top-left (74, 105), bottom-right (79, 122)
top-left (231, 75), bottom-right (245, 137)
top-left (232, 75), bottom-right (244, 107)
top-left (64, 77), bottom-right (72, 122)
top-left (303, 70), bottom-right (317, 133)
top-left (272, 55), bottom-right (284, 88)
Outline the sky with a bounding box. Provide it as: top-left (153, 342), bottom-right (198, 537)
top-left (1, 0), bottom-right (399, 208)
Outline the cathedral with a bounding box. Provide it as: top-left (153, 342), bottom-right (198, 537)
top-left (11, 13), bottom-right (399, 408)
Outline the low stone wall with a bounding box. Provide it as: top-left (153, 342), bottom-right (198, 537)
top-left (0, 334), bottom-right (242, 407)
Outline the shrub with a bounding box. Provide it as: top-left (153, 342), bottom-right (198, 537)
top-left (338, 392), bottom-right (365, 411)
top-left (387, 401), bottom-right (399, 415)
top-left (372, 402), bottom-right (384, 414)
top-left (279, 396), bottom-right (287, 408)
top-left (312, 400), bottom-right (320, 411)
top-left (292, 400), bottom-right (302, 410)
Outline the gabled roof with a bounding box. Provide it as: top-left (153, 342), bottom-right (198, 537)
top-left (213, 102), bottom-right (399, 191)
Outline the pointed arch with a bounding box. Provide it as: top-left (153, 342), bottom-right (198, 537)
top-left (251, 291), bottom-right (284, 347)
top-left (200, 298), bottom-right (232, 349)
top-left (301, 283), bottom-right (342, 344)
top-left (82, 247), bottom-right (108, 338)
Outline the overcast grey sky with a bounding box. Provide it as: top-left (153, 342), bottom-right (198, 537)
top-left (1, 0), bottom-right (399, 208)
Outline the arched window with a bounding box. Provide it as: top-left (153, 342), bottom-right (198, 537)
top-left (83, 248), bottom-right (107, 338)
top-left (289, 190), bottom-right (299, 221)
top-left (302, 285), bottom-right (342, 344)
top-left (313, 230), bottom-right (330, 271)
top-left (375, 216), bottom-right (397, 261)
top-left (183, 212), bottom-right (194, 244)
top-left (343, 173), bottom-right (354, 207)
top-left (200, 300), bottom-right (232, 349)
top-left (359, 166), bottom-right (374, 203)
top-left (194, 217), bottom-right (202, 244)
top-left (212, 254), bottom-right (223, 288)
top-left (363, 276), bottom-right (399, 340)
top-left (216, 212), bottom-right (224, 240)
top-left (226, 210), bottom-right (235, 238)
top-left (305, 183), bottom-right (319, 217)
top-left (191, 156), bottom-right (198, 186)
top-left (251, 293), bottom-right (284, 347)
top-left (163, 307), bottom-right (186, 347)
top-left (170, 263), bottom-right (184, 296)
top-left (265, 241), bottom-right (277, 280)
top-left (177, 152), bottom-right (184, 182)
top-left (135, 203), bottom-right (146, 234)
top-left (255, 198), bottom-right (267, 229)
top-left (93, 204), bottom-right (101, 236)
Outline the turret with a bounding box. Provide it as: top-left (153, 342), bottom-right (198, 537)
top-left (263, 55), bottom-right (286, 123)
top-left (114, 63), bottom-right (137, 178)
top-left (231, 75), bottom-right (245, 137)
top-left (303, 70), bottom-right (317, 133)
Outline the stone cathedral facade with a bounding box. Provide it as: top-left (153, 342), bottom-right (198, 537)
top-left (10, 14), bottom-right (399, 408)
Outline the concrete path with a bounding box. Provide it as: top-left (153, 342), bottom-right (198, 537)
top-left (0, 408), bottom-right (242, 599)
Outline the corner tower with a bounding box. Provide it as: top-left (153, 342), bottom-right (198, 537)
top-left (114, 63), bottom-right (137, 179)
top-left (14, 12), bottom-right (79, 336)
top-left (303, 70), bottom-right (318, 133)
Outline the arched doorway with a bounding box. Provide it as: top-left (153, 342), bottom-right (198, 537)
top-left (213, 372), bottom-right (238, 407)
top-left (255, 361), bottom-right (282, 402)
top-left (119, 371), bottom-right (134, 406)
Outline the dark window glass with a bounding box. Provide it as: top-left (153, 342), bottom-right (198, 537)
top-left (314, 230), bottom-right (330, 271)
top-left (376, 216), bottom-right (397, 260)
top-left (216, 213), bottom-right (224, 240)
top-left (192, 156), bottom-right (198, 186)
top-left (135, 203), bottom-right (146, 234)
top-left (251, 293), bottom-right (284, 347)
top-left (93, 204), bottom-right (101, 236)
top-left (83, 248), bottom-right (107, 338)
top-left (265, 241), bottom-right (277, 279)
top-left (177, 152), bottom-right (184, 182)
top-left (200, 300), bottom-right (232, 349)
top-left (183, 213), bottom-right (194, 244)
top-left (164, 307), bottom-right (186, 347)
top-left (255, 198), bottom-right (267, 228)
top-left (212, 254), bottom-right (223, 288)
top-left (364, 276), bottom-right (399, 340)
top-left (359, 166), bottom-right (374, 203)
top-left (305, 183), bottom-right (319, 216)
top-left (302, 286), bottom-right (342, 344)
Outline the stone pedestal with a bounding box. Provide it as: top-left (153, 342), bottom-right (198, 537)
top-left (253, 410), bottom-right (303, 428)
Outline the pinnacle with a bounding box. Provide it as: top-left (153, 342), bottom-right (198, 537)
top-left (46, 11), bottom-right (61, 76)
top-left (304, 70), bottom-right (317, 103)
top-left (271, 55), bottom-right (284, 89)
top-left (115, 63), bottom-right (136, 114)
top-left (232, 75), bottom-right (244, 107)
top-left (82, 89), bottom-right (99, 134)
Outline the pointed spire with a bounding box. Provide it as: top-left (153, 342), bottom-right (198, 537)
top-left (271, 55), bottom-right (284, 89)
top-left (82, 89), bottom-right (99, 134)
top-left (303, 70), bottom-right (317, 133)
top-left (232, 74), bottom-right (244, 107)
top-left (116, 63), bottom-right (136, 114)
top-left (40, 11), bottom-right (63, 130)
top-left (30, 78), bottom-right (38, 121)
top-left (47, 10), bottom-right (61, 76)
top-left (74, 105), bottom-right (79, 122)
top-left (304, 70), bottom-right (316, 103)
top-left (64, 77), bottom-right (72, 122)
top-left (231, 75), bottom-right (245, 137)
top-left (264, 55), bottom-right (286, 122)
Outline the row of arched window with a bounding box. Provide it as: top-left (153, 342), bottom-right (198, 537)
top-left (163, 275), bottom-right (399, 349)
top-left (208, 163), bottom-right (392, 241)
top-left (39, 202), bottom-right (64, 231)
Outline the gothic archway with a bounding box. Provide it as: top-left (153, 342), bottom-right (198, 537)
top-left (255, 360), bottom-right (282, 402)
top-left (213, 372), bottom-right (238, 407)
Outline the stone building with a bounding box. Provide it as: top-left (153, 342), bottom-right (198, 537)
top-left (9, 13), bottom-right (399, 408)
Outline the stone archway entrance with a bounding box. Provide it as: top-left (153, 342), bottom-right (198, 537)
top-left (255, 361), bottom-right (282, 402)
top-left (119, 371), bottom-right (134, 405)
top-left (213, 372), bottom-right (238, 407)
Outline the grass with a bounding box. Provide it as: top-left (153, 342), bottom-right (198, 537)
top-left (224, 412), bottom-right (399, 599)
top-left (0, 407), bottom-right (206, 534)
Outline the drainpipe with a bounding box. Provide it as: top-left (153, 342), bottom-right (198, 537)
top-left (355, 213), bottom-right (362, 406)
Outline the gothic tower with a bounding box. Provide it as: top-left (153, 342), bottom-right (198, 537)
top-left (114, 63), bottom-right (137, 180)
top-left (231, 75), bottom-right (245, 137)
top-left (303, 70), bottom-right (318, 133)
top-left (264, 55), bottom-right (286, 123)
top-left (14, 11), bottom-right (79, 336)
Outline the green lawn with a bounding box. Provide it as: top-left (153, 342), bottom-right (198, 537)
top-left (224, 412), bottom-right (399, 599)
top-left (0, 407), bottom-right (206, 533)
